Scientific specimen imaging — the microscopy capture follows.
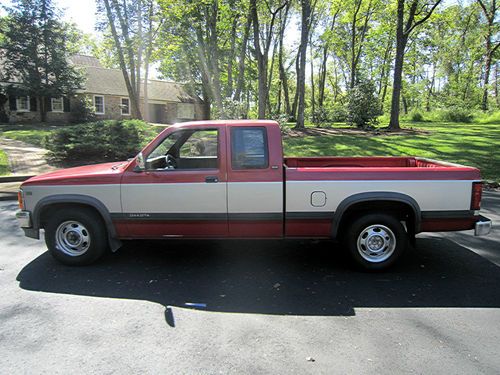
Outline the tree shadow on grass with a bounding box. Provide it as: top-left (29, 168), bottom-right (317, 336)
top-left (16, 236), bottom-right (500, 325)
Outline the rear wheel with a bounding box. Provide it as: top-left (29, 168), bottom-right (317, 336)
top-left (45, 208), bottom-right (108, 266)
top-left (344, 213), bottom-right (408, 271)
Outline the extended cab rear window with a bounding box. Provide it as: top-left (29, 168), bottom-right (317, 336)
top-left (231, 127), bottom-right (269, 169)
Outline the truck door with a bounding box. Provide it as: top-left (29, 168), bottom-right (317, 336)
top-left (226, 125), bottom-right (284, 237)
top-left (120, 125), bottom-right (228, 237)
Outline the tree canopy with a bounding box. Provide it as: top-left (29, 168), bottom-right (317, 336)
top-left (0, 0), bottom-right (84, 122)
top-left (4, 0), bottom-right (500, 127)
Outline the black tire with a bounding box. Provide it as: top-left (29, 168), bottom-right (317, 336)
top-left (344, 213), bottom-right (408, 271)
top-left (44, 207), bottom-right (108, 266)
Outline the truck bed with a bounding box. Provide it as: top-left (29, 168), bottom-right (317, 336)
top-left (284, 156), bottom-right (481, 180)
top-left (283, 156), bottom-right (481, 237)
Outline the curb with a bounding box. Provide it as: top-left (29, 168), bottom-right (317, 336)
top-left (0, 175), bottom-right (34, 183)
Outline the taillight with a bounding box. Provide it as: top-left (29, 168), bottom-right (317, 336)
top-left (18, 190), bottom-right (24, 210)
top-left (471, 182), bottom-right (482, 210)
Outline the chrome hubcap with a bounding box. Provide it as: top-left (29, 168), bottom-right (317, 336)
top-left (55, 221), bottom-right (91, 256)
top-left (357, 224), bottom-right (396, 263)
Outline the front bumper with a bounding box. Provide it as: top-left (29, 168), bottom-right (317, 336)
top-left (475, 215), bottom-right (492, 236)
top-left (16, 210), bottom-right (32, 228)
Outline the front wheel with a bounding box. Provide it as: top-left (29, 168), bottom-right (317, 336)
top-left (344, 213), bottom-right (408, 271)
top-left (45, 208), bottom-right (108, 266)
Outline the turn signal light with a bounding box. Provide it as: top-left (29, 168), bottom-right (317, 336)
top-left (471, 182), bottom-right (482, 211)
top-left (18, 190), bottom-right (24, 210)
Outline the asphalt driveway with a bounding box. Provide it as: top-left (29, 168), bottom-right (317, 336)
top-left (0, 192), bottom-right (499, 374)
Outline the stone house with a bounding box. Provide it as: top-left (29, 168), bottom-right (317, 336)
top-left (1, 54), bottom-right (207, 124)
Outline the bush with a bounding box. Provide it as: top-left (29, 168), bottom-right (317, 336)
top-left (472, 111), bottom-right (500, 124)
top-left (410, 111), bottom-right (424, 122)
top-left (45, 120), bottom-right (157, 163)
top-left (330, 103), bottom-right (348, 123)
top-left (270, 112), bottom-right (290, 134)
top-left (347, 80), bottom-right (382, 128)
top-left (440, 108), bottom-right (473, 123)
top-left (70, 96), bottom-right (96, 123)
top-left (311, 106), bottom-right (330, 126)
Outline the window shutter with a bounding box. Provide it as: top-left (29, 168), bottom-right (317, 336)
top-left (63, 97), bottom-right (70, 112)
top-left (30, 97), bottom-right (37, 112)
top-left (9, 96), bottom-right (17, 111)
top-left (45, 97), bottom-right (52, 112)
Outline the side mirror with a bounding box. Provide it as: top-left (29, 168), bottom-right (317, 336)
top-left (133, 152), bottom-right (145, 172)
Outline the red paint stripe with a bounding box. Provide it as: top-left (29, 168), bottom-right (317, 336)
top-left (420, 217), bottom-right (477, 232)
top-left (285, 219), bottom-right (332, 237)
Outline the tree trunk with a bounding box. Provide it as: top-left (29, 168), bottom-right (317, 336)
top-left (40, 96), bottom-right (47, 122)
top-left (143, 53), bottom-right (150, 123)
top-left (103, 0), bottom-right (142, 119)
top-left (388, 0), bottom-right (406, 130)
top-left (296, 0), bottom-right (311, 129)
top-left (278, 3), bottom-right (291, 115)
top-left (310, 42), bottom-right (315, 119)
top-left (250, 0), bottom-right (267, 119)
top-left (388, 0), bottom-right (441, 129)
top-left (482, 50), bottom-right (492, 111)
top-left (426, 63), bottom-right (435, 112)
top-left (226, 18), bottom-right (238, 98)
top-left (234, 8), bottom-right (252, 102)
top-left (136, 0), bottom-right (143, 102)
top-left (208, 1), bottom-right (224, 117)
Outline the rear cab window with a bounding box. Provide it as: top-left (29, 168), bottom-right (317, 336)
top-left (231, 127), bottom-right (269, 170)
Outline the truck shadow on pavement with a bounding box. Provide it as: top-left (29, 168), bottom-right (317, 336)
top-left (16, 235), bottom-right (500, 326)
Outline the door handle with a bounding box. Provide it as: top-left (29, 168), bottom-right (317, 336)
top-left (205, 176), bottom-right (219, 183)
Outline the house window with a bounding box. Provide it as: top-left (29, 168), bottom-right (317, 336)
top-left (51, 97), bottom-right (64, 112)
top-left (121, 97), bottom-right (130, 115)
top-left (16, 96), bottom-right (30, 112)
top-left (177, 103), bottom-right (194, 119)
top-left (94, 95), bottom-right (105, 114)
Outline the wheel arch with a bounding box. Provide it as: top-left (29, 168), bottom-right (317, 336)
top-left (331, 192), bottom-right (421, 239)
top-left (33, 194), bottom-right (122, 252)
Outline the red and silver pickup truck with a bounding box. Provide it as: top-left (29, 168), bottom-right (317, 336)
top-left (16, 120), bottom-right (492, 270)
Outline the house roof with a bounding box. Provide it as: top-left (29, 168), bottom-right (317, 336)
top-left (70, 55), bottom-right (103, 68)
top-left (72, 54), bottom-right (200, 103)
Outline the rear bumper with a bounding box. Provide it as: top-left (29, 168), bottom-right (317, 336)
top-left (475, 215), bottom-right (492, 236)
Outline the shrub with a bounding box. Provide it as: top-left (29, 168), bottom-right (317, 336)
top-left (347, 80), bottom-right (382, 128)
top-left (330, 103), bottom-right (348, 123)
top-left (270, 112), bottom-right (290, 134)
top-left (410, 111), bottom-right (424, 122)
top-left (45, 120), bottom-right (156, 163)
top-left (440, 108), bottom-right (473, 123)
top-left (472, 111), bottom-right (500, 124)
top-left (311, 106), bottom-right (330, 126)
top-left (70, 96), bottom-right (95, 123)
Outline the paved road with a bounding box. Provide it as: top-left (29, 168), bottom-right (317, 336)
top-left (1, 193), bottom-right (499, 374)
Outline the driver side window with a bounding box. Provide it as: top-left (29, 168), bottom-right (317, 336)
top-left (146, 129), bottom-right (219, 170)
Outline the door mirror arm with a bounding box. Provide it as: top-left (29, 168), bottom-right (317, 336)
top-left (133, 152), bottom-right (146, 173)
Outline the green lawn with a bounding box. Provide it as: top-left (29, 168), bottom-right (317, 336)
top-left (1, 120), bottom-right (499, 182)
top-left (0, 149), bottom-right (9, 176)
top-left (283, 121), bottom-right (500, 182)
top-left (0, 123), bottom-right (72, 147)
